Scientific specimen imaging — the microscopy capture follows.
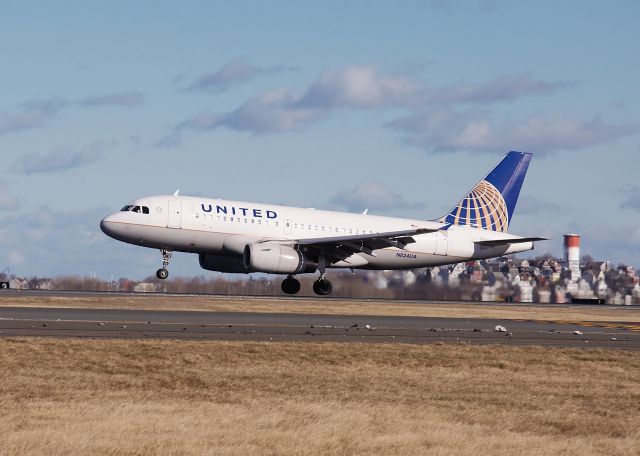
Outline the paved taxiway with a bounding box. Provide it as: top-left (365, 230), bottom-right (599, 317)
top-left (1, 305), bottom-right (639, 349)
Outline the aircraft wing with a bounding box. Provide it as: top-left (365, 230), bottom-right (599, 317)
top-left (474, 237), bottom-right (548, 247)
top-left (261, 226), bottom-right (443, 260)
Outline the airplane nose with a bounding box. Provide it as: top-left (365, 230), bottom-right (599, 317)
top-left (100, 214), bottom-right (122, 239)
top-left (100, 218), bottom-right (115, 237)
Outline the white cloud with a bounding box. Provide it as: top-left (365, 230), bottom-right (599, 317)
top-left (515, 195), bottom-right (566, 216)
top-left (0, 98), bottom-right (66, 135)
top-left (621, 185), bottom-right (640, 212)
top-left (329, 182), bottom-right (425, 213)
top-left (78, 91), bottom-right (144, 107)
top-left (0, 181), bottom-right (19, 211)
top-left (7, 250), bottom-right (25, 267)
top-left (163, 66), bottom-right (574, 142)
top-left (16, 140), bottom-right (115, 174)
top-left (176, 89), bottom-right (324, 135)
top-left (0, 205), bottom-right (145, 277)
top-left (184, 58), bottom-right (292, 93)
top-left (387, 108), bottom-right (636, 153)
top-left (430, 74), bottom-right (576, 104)
top-left (299, 65), bottom-right (427, 109)
top-left (575, 224), bottom-right (640, 268)
top-left (1, 92), bottom-right (144, 136)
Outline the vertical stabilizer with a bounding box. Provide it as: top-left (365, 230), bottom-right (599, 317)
top-left (440, 151), bottom-right (532, 232)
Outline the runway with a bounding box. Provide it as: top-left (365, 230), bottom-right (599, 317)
top-left (1, 305), bottom-right (639, 349)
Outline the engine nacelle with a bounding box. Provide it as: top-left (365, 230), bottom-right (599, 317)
top-left (198, 253), bottom-right (249, 274)
top-left (243, 244), bottom-right (316, 274)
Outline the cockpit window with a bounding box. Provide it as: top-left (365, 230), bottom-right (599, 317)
top-left (120, 205), bottom-right (150, 214)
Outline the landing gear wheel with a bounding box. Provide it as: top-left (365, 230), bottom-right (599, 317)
top-left (313, 279), bottom-right (332, 296)
top-left (156, 249), bottom-right (172, 280)
top-left (281, 276), bottom-right (301, 295)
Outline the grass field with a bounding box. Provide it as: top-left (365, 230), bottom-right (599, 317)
top-left (1, 338), bottom-right (639, 455)
top-left (2, 293), bottom-right (639, 323)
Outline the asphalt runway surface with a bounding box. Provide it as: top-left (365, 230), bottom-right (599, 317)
top-left (1, 304), bottom-right (639, 349)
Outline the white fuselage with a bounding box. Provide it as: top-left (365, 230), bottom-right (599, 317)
top-left (100, 195), bottom-right (533, 272)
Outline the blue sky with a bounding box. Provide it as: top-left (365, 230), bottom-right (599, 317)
top-left (1, 0), bottom-right (638, 279)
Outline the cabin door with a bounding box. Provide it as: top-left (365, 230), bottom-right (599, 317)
top-left (167, 199), bottom-right (182, 229)
top-left (434, 230), bottom-right (448, 256)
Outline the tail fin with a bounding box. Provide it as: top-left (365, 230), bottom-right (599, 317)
top-left (439, 151), bottom-right (532, 232)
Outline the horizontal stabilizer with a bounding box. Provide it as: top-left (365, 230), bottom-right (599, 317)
top-left (475, 237), bottom-right (548, 247)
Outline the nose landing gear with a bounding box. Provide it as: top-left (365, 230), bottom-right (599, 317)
top-left (281, 275), bottom-right (301, 294)
top-left (156, 249), bottom-right (172, 280)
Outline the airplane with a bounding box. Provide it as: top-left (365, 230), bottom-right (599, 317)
top-left (100, 151), bottom-right (546, 295)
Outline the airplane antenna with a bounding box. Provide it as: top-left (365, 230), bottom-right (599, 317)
top-left (173, 189), bottom-right (180, 196)
top-left (362, 209), bottom-right (368, 215)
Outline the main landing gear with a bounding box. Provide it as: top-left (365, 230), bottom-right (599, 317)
top-left (281, 275), bottom-right (301, 294)
top-left (279, 275), bottom-right (333, 295)
top-left (311, 255), bottom-right (332, 295)
top-left (312, 275), bottom-right (332, 296)
top-left (156, 249), bottom-right (172, 280)
top-left (281, 255), bottom-right (333, 296)
top-left (312, 255), bottom-right (332, 295)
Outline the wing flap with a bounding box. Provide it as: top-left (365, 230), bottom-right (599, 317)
top-left (294, 227), bottom-right (440, 246)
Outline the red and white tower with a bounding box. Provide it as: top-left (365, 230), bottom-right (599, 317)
top-left (564, 234), bottom-right (581, 280)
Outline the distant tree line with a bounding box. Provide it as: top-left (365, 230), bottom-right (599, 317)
top-left (9, 271), bottom-right (464, 300)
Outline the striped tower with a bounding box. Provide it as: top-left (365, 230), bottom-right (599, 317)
top-left (564, 234), bottom-right (581, 281)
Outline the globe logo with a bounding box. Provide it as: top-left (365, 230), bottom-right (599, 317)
top-left (443, 180), bottom-right (509, 232)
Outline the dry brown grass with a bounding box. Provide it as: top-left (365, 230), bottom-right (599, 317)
top-left (0, 338), bottom-right (639, 455)
top-left (2, 294), bottom-right (640, 323)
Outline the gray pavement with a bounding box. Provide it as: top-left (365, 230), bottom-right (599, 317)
top-left (1, 306), bottom-right (638, 349)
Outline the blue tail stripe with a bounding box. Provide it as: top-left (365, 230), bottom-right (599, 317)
top-left (484, 151), bottom-right (532, 223)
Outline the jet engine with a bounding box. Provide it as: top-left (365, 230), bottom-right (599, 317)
top-left (243, 244), bottom-right (316, 274)
top-left (198, 253), bottom-right (249, 273)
